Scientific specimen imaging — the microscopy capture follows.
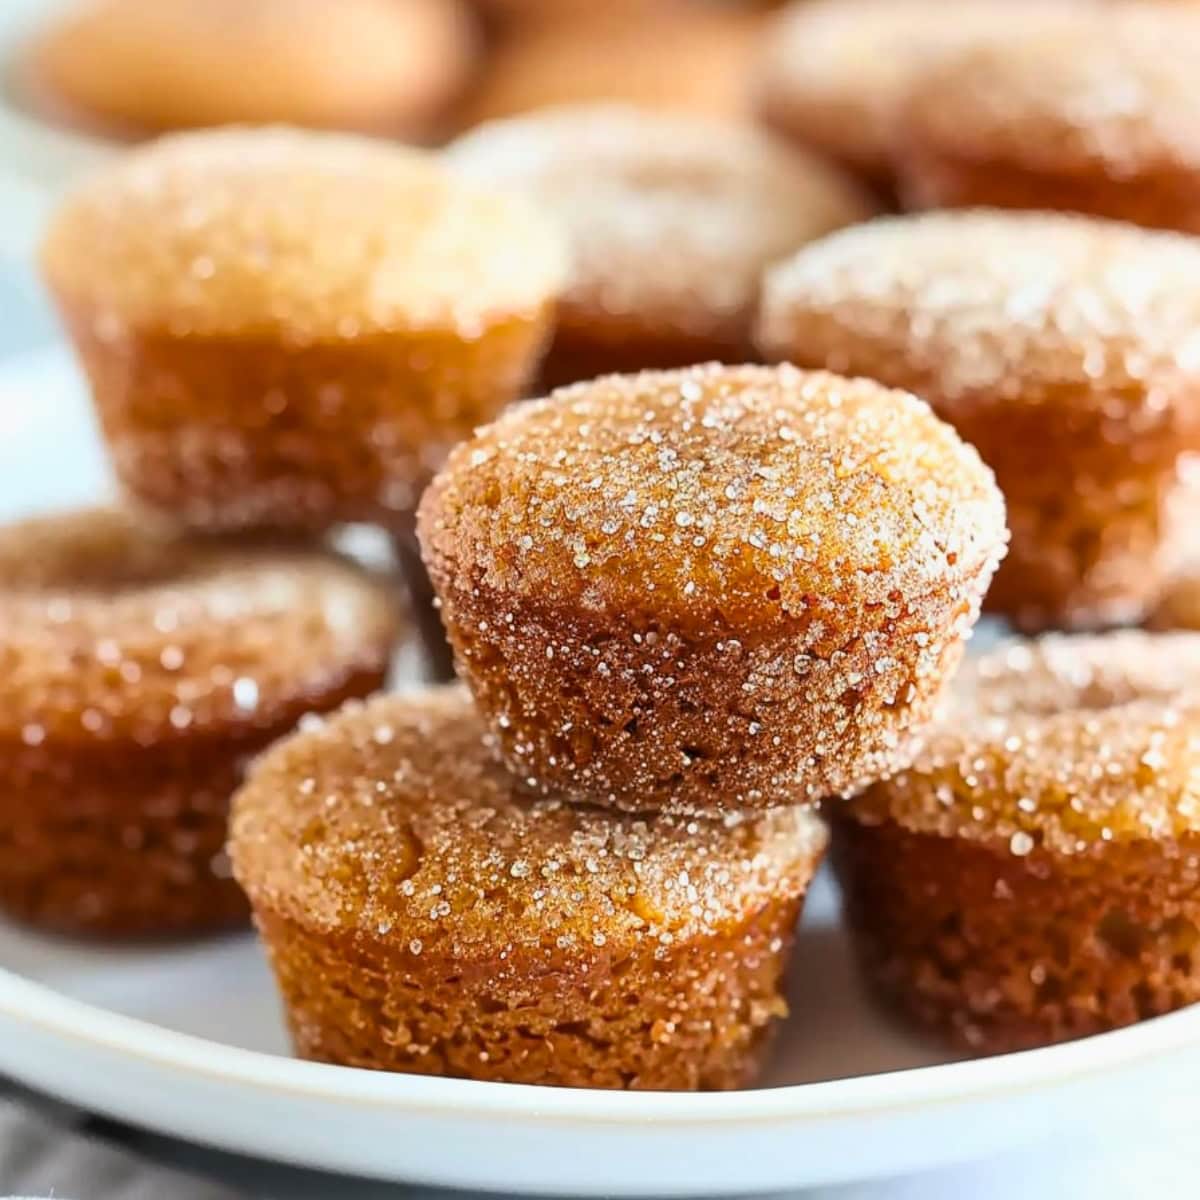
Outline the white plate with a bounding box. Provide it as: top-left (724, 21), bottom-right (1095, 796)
top-left (1, 347), bottom-right (1199, 1196)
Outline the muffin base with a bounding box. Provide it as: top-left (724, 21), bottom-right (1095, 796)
top-left (438, 574), bottom-right (981, 814)
top-left (900, 152), bottom-right (1200, 235)
top-left (0, 671), bottom-right (386, 938)
top-left (254, 893), bottom-right (809, 1090)
top-left (63, 306), bottom-right (553, 534)
top-left (834, 817), bottom-right (1200, 1054)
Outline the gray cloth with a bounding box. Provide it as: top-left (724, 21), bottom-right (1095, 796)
top-left (0, 1088), bottom-right (240, 1200)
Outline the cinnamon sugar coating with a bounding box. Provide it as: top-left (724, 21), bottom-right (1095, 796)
top-left (40, 128), bottom-right (566, 533)
top-left (29, 0), bottom-right (478, 140)
top-left (836, 632), bottom-right (1200, 1052)
top-left (450, 105), bottom-right (870, 387)
top-left (758, 211), bottom-right (1200, 630)
top-left (418, 364), bottom-right (1006, 814)
top-left (0, 507), bottom-right (399, 936)
top-left (896, 15), bottom-right (1200, 230)
top-left (754, 0), bottom-right (1088, 186)
top-left (230, 688), bottom-right (827, 1090)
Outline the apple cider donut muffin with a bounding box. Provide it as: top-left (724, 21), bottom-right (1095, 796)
top-left (450, 105), bottom-right (870, 386)
top-left (759, 211), bottom-right (1200, 631)
top-left (754, 0), bottom-right (1087, 189)
top-left (30, 0), bottom-right (477, 140)
top-left (40, 127), bottom-right (566, 534)
top-left (0, 507), bottom-right (399, 937)
top-left (230, 687), bottom-right (828, 1090)
top-left (418, 364), bottom-right (1007, 815)
top-left (835, 632), bottom-right (1200, 1053)
top-left (895, 16), bottom-right (1200, 230)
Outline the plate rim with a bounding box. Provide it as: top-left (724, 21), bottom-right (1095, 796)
top-left (2, 960), bottom-right (1199, 1127)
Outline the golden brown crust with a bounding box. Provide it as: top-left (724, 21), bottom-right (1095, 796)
top-left (758, 211), bottom-right (1200, 630)
top-left (0, 507), bottom-right (399, 935)
top-left (418, 364), bottom-right (1006, 813)
top-left (754, 0), bottom-right (1088, 183)
top-left (833, 819), bottom-right (1200, 1054)
top-left (229, 688), bottom-right (826, 1089)
top-left (450, 105), bottom-right (871, 385)
top-left (30, 0), bottom-right (478, 139)
top-left (896, 16), bottom-right (1200, 230)
top-left (836, 631), bottom-right (1200, 1051)
top-left (41, 128), bottom-right (565, 533)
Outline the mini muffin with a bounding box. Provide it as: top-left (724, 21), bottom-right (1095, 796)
top-left (40, 128), bottom-right (565, 535)
top-left (755, 0), bottom-right (1087, 189)
top-left (835, 632), bottom-right (1200, 1053)
top-left (450, 105), bottom-right (870, 386)
top-left (461, 6), bottom-right (766, 128)
top-left (758, 211), bottom-right (1200, 631)
top-left (29, 0), bottom-right (478, 141)
top-left (896, 15), bottom-right (1200, 230)
top-left (0, 507), bottom-right (399, 937)
top-left (230, 687), bottom-right (827, 1090)
top-left (419, 364), bottom-right (1007, 815)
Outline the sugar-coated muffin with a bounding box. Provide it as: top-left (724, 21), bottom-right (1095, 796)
top-left (758, 211), bottom-right (1200, 631)
top-left (419, 364), bottom-right (1007, 815)
top-left (230, 687), bottom-right (827, 1090)
top-left (835, 633), bottom-right (1200, 1053)
top-left (29, 0), bottom-right (478, 140)
top-left (895, 14), bottom-right (1200, 230)
top-left (450, 104), bottom-right (871, 386)
top-left (754, 0), bottom-right (1088, 188)
top-left (40, 128), bottom-right (566, 535)
top-left (461, 6), bottom-right (766, 128)
top-left (0, 507), bottom-right (399, 937)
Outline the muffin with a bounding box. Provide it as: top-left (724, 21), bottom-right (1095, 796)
top-left (835, 632), bottom-right (1200, 1053)
top-left (40, 127), bottom-right (566, 535)
top-left (29, 0), bottom-right (478, 141)
top-left (418, 363), bottom-right (1007, 815)
top-left (754, 0), bottom-right (1088, 189)
top-left (895, 14), bottom-right (1200, 230)
top-left (0, 507), bottom-right (399, 936)
top-left (450, 104), bottom-right (870, 386)
top-left (758, 210), bottom-right (1200, 630)
top-left (230, 687), bottom-right (828, 1090)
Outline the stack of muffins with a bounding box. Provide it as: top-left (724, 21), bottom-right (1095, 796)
top-left (7, 0), bottom-right (1200, 1091)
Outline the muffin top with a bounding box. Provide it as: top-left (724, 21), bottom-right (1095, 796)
top-left (40, 127), bottom-right (566, 342)
top-left (853, 632), bottom-right (1200, 853)
top-left (0, 508), bottom-right (398, 747)
top-left (31, 0), bottom-right (477, 136)
top-left (902, 15), bottom-right (1200, 181)
top-left (755, 0), bottom-right (1087, 176)
top-left (418, 364), bottom-right (1006, 634)
top-left (450, 104), bottom-right (869, 348)
top-left (229, 687), bottom-right (826, 955)
top-left (758, 211), bottom-right (1200, 421)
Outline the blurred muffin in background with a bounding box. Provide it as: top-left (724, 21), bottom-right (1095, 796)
top-left (755, 0), bottom-right (1090, 189)
top-left (29, 0), bottom-right (478, 141)
top-left (461, 4), bottom-right (766, 127)
top-left (450, 104), bottom-right (871, 386)
top-left (40, 127), bottom-right (566, 536)
top-left (895, 11), bottom-right (1200, 232)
